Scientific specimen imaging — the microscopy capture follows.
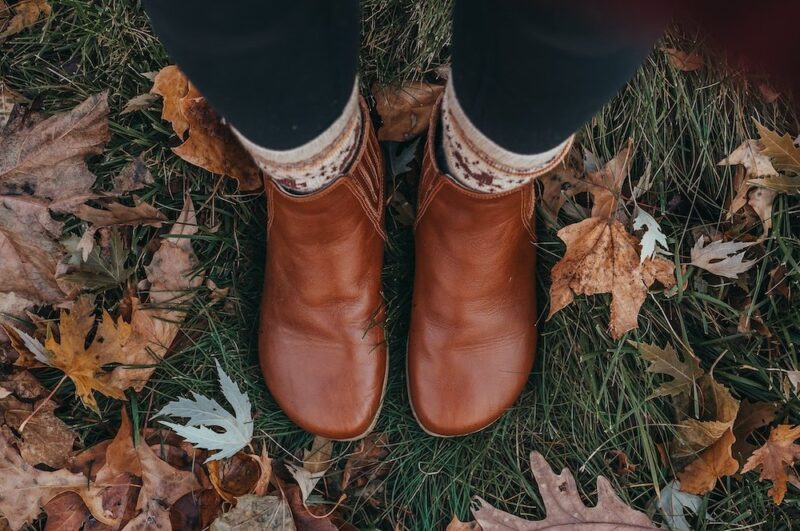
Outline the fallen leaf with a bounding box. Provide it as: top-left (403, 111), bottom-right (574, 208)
top-left (75, 199), bottom-right (166, 228)
top-left (657, 480), bottom-right (700, 531)
top-left (732, 400), bottom-right (777, 466)
top-left (446, 516), bottom-right (482, 530)
top-left (0, 427), bottom-right (117, 530)
top-left (304, 436), bottom-right (333, 475)
top-left (341, 432), bottom-right (390, 492)
top-left (767, 265), bottom-right (791, 299)
top-left (742, 424), bottom-right (800, 504)
top-left (372, 81), bottom-right (444, 141)
top-left (605, 450), bottom-right (636, 476)
top-left (747, 174), bottom-right (800, 194)
top-left (663, 48), bottom-right (704, 71)
top-left (111, 157), bottom-right (154, 194)
top-left (151, 66), bottom-right (262, 191)
top-left (0, 80), bottom-right (26, 128)
top-left (157, 360), bottom-right (253, 462)
top-left (633, 209), bottom-right (669, 262)
top-left (206, 279), bottom-right (230, 304)
top-left (690, 236), bottom-right (757, 279)
top-left (758, 83), bottom-right (780, 104)
top-left (753, 120), bottom-right (800, 175)
top-left (120, 93), bottom-right (159, 115)
top-left (0, 0), bottom-right (51, 41)
top-left (283, 483), bottom-right (339, 530)
top-left (671, 375), bottom-right (740, 459)
top-left (718, 139), bottom-right (778, 178)
top-left (537, 145), bottom-right (587, 223)
top-left (677, 429), bottom-right (739, 494)
top-left (1, 395), bottom-right (76, 468)
top-left (629, 341), bottom-right (703, 399)
top-left (471, 452), bottom-right (656, 529)
top-left (207, 451), bottom-right (262, 503)
top-left (43, 492), bottom-right (89, 531)
top-left (170, 488), bottom-right (223, 531)
top-left (548, 217), bottom-right (675, 339)
top-left (210, 494), bottom-right (295, 531)
top-left (585, 139), bottom-right (634, 219)
top-left (105, 196), bottom-right (203, 391)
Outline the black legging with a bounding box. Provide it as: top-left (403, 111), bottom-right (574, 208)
top-left (142, 0), bottom-right (667, 153)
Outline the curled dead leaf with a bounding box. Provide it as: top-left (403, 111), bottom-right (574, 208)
top-left (663, 47), bottom-right (704, 71)
top-left (372, 81), bottom-right (444, 142)
top-left (742, 424), bottom-right (800, 504)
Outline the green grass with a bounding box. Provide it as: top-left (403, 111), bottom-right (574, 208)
top-left (2, 1), bottom-right (800, 529)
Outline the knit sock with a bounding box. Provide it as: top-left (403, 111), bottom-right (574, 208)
top-left (441, 80), bottom-right (574, 193)
top-left (234, 79), bottom-right (362, 194)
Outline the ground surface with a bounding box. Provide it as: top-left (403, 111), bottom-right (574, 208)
top-left (2, 1), bottom-right (799, 529)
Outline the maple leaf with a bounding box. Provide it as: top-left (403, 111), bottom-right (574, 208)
top-left (548, 217), bottom-right (675, 339)
top-left (657, 480), bottom-right (701, 531)
top-left (586, 139), bottom-right (634, 219)
top-left (718, 139), bottom-right (778, 178)
top-left (157, 360), bottom-right (253, 462)
top-left (42, 296), bottom-right (132, 413)
top-left (210, 494), bottom-right (296, 531)
top-left (690, 236), bottom-right (757, 279)
top-left (671, 376), bottom-right (740, 459)
top-left (150, 66), bottom-right (262, 191)
top-left (629, 341), bottom-right (703, 399)
top-left (0, 0), bottom-right (50, 41)
top-left (742, 424), bottom-right (800, 504)
top-left (677, 428), bottom-right (739, 495)
top-left (663, 47), bottom-right (704, 71)
top-left (753, 120), bottom-right (800, 175)
top-left (732, 400), bottom-right (777, 466)
top-left (372, 81), bottom-right (444, 142)
top-left (0, 427), bottom-right (117, 530)
top-left (471, 452), bottom-right (656, 529)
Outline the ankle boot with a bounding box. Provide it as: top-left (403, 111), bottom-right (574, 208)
top-left (407, 100), bottom-right (572, 437)
top-left (259, 98), bottom-right (387, 440)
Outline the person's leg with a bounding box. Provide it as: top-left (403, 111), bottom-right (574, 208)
top-left (408, 0), bottom-right (669, 437)
top-left (143, 0), bottom-right (361, 193)
top-left (443, 0), bottom-right (668, 192)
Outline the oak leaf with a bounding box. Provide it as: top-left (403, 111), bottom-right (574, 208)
top-left (629, 341), bottom-right (703, 399)
top-left (0, 428), bottom-right (117, 530)
top-left (548, 217), bottom-right (675, 339)
top-left (471, 452), bottom-right (656, 529)
top-left (677, 428), bottom-right (739, 495)
top-left (150, 66), bottom-right (261, 191)
top-left (690, 236), bottom-right (757, 279)
top-left (753, 120), bottom-right (800, 175)
top-left (372, 81), bottom-right (444, 142)
top-left (742, 424), bottom-right (800, 504)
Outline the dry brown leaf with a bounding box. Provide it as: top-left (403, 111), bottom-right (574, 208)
top-left (548, 217), bottom-right (675, 339)
top-left (0, 80), bottom-right (26, 128)
top-left (0, 0), bottom-right (51, 41)
top-left (537, 145), bottom-right (587, 223)
top-left (1, 395), bottom-right (75, 468)
top-left (767, 265), bottom-right (790, 299)
top-left (471, 452), bottom-right (656, 529)
top-left (677, 428), bottom-right (739, 495)
top-left (742, 424), bottom-right (800, 504)
top-left (663, 47), bottom-right (704, 71)
top-left (150, 66), bottom-right (261, 191)
top-left (718, 139), bottom-right (778, 178)
top-left (606, 450), bottom-right (637, 476)
top-left (0, 427), bottom-right (118, 530)
top-left (671, 375), bottom-right (740, 459)
top-left (758, 83), bottom-right (781, 104)
top-left (341, 432), bottom-right (390, 492)
top-left (75, 199), bottom-right (166, 228)
top-left (124, 440), bottom-right (201, 530)
top-left (304, 435), bottom-right (333, 475)
top-left (207, 450), bottom-right (263, 503)
top-left (446, 516), bottom-right (482, 530)
top-left (630, 341), bottom-right (704, 399)
top-left (106, 196), bottom-right (203, 392)
top-left (209, 494), bottom-right (295, 531)
top-left (111, 157), bottom-right (154, 194)
top-left (42, 492), bottom-right (89, 531)
top-left (586, 139), bottom-right (634, 219)
top-left (753, 120), bottom-right (800, 175)
top-left (732, 400), bottom-right (777, 466)
top-left (372, 81), bottom-right (444, 141)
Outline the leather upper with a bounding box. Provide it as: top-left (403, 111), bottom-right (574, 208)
top-left (259, 99), bottom-right (387, 440)
top-left (407, 100), bottom-right (540, 436)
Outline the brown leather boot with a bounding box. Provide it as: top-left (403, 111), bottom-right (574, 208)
top-left (259, 99), bottom-right (387, 440)
top-left (407, 100), bottom-right (572, 437)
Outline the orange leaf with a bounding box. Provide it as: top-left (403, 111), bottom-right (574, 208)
top-left (151, 65), bottom-right (262, 191)
top-left (678, 429), bottom-right (739, 495)
top-left (742, 424), bottom-right (800, 504)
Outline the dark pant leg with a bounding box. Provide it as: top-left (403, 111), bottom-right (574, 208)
top-left (451, 0), bottom-right (669, 153)
top-left (142, 0), bottom-right (359, 150)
